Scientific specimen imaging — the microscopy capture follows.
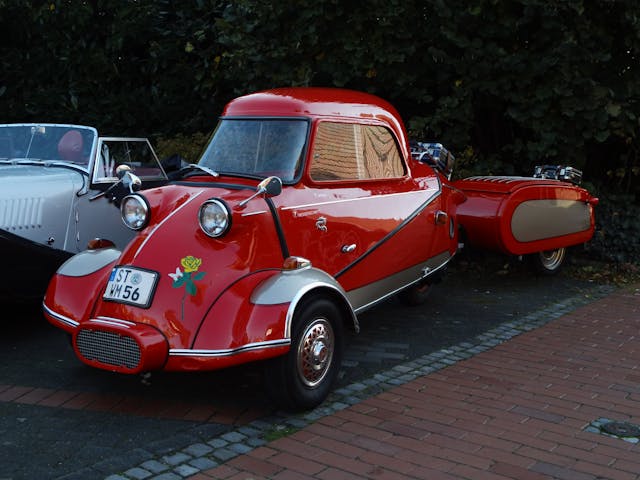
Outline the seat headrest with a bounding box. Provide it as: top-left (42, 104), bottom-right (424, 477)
top-left (57, 130), bottom-right (84, 162)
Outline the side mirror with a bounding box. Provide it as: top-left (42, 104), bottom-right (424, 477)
top-left (115, 164), bottom-right (132, 179)
top-left (122, 171), bottom-right (142, 193)
top-left (238, 176), bottom-right (282, 208)
top-left (89, 165), bottom-right (141, 203)
top-left (258, 176), bottom-right (282, 197)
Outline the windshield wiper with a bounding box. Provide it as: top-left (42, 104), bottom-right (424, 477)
top-left (0, 158), bottom-right (46, 165)
top-left (178, 163), bottom-right (219, 178)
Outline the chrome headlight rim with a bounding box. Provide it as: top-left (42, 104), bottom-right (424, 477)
top-left (121, 194), bottom-right (150, 231)
top-left (198, 198), bottom-right (231, 238)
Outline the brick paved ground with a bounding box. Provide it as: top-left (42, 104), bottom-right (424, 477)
top-left (0, 383), bottom-right (270, 426)
top-left (190, 285), bottom-right (640, 480)
top-left (7, 260), bottom-right (620, 479)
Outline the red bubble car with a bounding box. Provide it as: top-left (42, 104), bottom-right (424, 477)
top-left (42, 88), bottom-right (597, 409)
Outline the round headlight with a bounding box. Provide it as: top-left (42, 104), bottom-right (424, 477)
top-left (199, 199), bottom-right (231, 237)
top-left (121, 194), bottom-right (150, 230)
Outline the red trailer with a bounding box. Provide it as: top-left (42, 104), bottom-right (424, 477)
top-left (454, 168), bottom-right (598, 274)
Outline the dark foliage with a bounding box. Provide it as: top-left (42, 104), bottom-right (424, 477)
top-left (1, 0), bottom-right (638, 263)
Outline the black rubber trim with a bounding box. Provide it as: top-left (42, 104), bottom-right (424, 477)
top-left (265, 197), bottom-right (290, 259)
top-left (335, 189), bottom-right (442, 279)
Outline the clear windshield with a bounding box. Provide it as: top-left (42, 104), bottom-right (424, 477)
top-left (0, 124), bottom-right (97, 168)
top-left (198, 119), bottom-right (308, 182)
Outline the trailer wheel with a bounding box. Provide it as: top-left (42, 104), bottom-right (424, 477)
top-left (264, 297), bottom-right (344, 410)
top-left (529, 247), bottom-right (566, 275)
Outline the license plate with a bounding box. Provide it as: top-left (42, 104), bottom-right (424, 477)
top-left (103, 266), bottom-right (158, 308)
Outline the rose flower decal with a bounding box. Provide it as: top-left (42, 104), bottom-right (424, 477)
top-left (169, 255), bottom-right (206, 295)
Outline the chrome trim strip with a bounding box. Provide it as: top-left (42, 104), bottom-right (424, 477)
top-left (42, 303), bottom-right (79, 328)
top-left (90, 316), bottom-right (137, 328)
top-left (281, 189), bottom-right (437, 210)
top-left (283, 279), bottom-right (358, 337)
top-left (241, 210), bottom-right (268, 217)
top-left (99, 136), bottom-right (153, 142)
top-left (350, 250), bottom-right (454, 314)
top-left (169, 338), bottom-right (291, 357)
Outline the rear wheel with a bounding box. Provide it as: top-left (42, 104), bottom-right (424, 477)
top-left (529, 247), bottom-right (567, 275)
top-left (399, 280), bottom-right (433, 306)
top-left (264, 297), bottom-right (344, 410)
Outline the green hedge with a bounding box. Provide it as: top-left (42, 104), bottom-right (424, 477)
top-left (2, 0), bottom-right (638, 265)
top-left (154, 132), bottom-right (210, 164)
top-left (588, 194), bottom-right (640, 265)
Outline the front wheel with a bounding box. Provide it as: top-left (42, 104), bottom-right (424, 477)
top-left (528, 247), bottom-right (567, 275)
top-left (264, 297), bottom-right (344, 410)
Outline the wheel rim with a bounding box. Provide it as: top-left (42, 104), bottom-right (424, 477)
top-left (539, 248), bottom-right (565, 271)
top-left (296, 318), bottom-right (334, 388)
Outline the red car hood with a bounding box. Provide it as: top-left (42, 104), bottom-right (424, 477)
top-left (87, 182), bottom-right (284, 348)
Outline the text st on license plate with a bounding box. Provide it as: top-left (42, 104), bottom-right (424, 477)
top-left (103, 266), bottom-right (159, 308)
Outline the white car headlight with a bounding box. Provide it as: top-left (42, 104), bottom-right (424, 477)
top-left (121, 194), bottom-right (150, 230)
top-left (199, 199), bottom-right (231, 237)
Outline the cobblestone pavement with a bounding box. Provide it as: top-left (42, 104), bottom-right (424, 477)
top-left (187, 284), bottom-right (640, 480)
top-left (0, 255), bottom-right (621, 479)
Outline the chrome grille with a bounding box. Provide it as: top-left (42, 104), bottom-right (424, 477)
top-left (464, 176), bottom-right (524, 183)
top-left (76, 329), bottom-right (141, 369)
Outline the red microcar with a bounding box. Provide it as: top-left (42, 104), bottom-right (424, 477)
top-left (42, 88), bottom-right (596, 409)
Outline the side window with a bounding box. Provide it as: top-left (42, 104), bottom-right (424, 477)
top-left (309, 122), bottom-right (405, 181)
top-left (94, 139), bottom-right (164, 182)
top-left (96, 143), bottom-right (116, 180)
top-left (361, 125), bottom-right (406, 179)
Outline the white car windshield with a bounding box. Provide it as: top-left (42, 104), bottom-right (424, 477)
top-left (198, 119), bottom-right (308, 182)
top-left (0, 124), bottom-right (97, 168)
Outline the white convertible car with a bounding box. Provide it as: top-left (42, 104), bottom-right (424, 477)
top-left (0, 123), bottom-right (169, 302)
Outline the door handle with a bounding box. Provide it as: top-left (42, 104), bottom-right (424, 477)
top-left (435, 210), bottom-right (448, 225)
top-left (341, 244), bottom-right (356, 253)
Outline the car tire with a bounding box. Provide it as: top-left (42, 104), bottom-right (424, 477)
top-left (264, 296), bottom-right (344, 411)
top-left (528, 247), bottom-right (567, 275)
top-left (399, 280), bottom-right (433, 306)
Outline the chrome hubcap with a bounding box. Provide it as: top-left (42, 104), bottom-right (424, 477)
top-left (539, 248), bottom-right (565, 271)
top-left (297, 318), bottom-right (334, 387)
